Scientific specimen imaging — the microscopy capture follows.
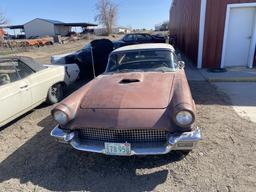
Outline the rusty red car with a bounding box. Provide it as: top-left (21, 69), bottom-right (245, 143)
top-left (51, 43), bottom-right (201, 156)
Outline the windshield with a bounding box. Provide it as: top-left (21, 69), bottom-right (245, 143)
top-left (0, 61), bottom-right (19, 86)
top-left (106, 50), bottom-right (177, 73)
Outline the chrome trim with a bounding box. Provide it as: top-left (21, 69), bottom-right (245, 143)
top-left (78, 128), bottom-right (168, 143)
top-left (51, 126), bottom-right (201, 156)
top-left (50, 126), bottom-right (75, 143)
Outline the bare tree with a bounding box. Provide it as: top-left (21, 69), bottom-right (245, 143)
top-left (155, 21), bottom-right (169, 31)
top-left (95, 0), bottom-right (118, 35)
top-left (0, 11), bottom-right (7, 25)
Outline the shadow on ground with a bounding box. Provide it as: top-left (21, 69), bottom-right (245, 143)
top-left (190, 81), bottom-right (256, 109)
top-left (0, 114), bottom-right (188, 192)
top-left (189, 81), bottom-right (231, 106)
top-left (0, 110), bottom-right (35, 131)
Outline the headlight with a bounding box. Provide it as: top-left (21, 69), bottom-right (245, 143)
top-left (175, 110), bottom-right (194, 127)
top-left (53, 110), bottom-right (69, 125)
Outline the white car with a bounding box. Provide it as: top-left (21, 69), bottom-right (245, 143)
top-left (0, 56), bottom-right (79, 127)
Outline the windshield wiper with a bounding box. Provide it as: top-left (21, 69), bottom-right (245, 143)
top-left (117, 69), bottom-right (131, 73)
top-left (119, 69), bottom-right (146, 73)
top-left (158, 68), bottom-right (168, 73)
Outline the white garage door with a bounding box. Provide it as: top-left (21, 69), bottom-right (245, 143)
top-left (223, 7), bottom-right (256, 68)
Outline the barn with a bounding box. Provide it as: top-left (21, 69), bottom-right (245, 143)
top-left (169, 0), bottom-right (256, 69)
top-left (4, 18), bottom-right (97, 39)
top-left (24, 18), bottom-right (70, 38)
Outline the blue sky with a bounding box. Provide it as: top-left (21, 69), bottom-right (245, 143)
top-left (0, 0), bottom-right (171, 29)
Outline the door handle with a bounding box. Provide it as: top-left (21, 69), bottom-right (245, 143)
top-left (20, 85), bottom-right (28, 89)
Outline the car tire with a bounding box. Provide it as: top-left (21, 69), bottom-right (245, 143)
top-left (47, 83), bottom-right (64, 104)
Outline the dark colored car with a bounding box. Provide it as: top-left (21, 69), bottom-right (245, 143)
top-left (52, 39), bottom-right (114, 80)
top-left (51, 35), bottom-right (166, 80)
top-left (113, 33), bottom-right (166, 49)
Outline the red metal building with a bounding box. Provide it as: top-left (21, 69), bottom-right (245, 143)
top-left (169, 0), bottom-right (256, 68)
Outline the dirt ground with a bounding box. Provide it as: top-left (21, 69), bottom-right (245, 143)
top-left (5, 39), bottom-right (90, 64)
top-left (2, 36), bottom-right (121, 64)
top-left (0, 41), bottom-right (256, 192)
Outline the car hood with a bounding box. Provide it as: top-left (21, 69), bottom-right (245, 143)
top-left (81, 72), bottom-right (175, 109)
top-left (112, 39), bottom-right (124, 43)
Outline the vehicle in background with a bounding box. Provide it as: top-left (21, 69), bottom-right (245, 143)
top-left (112, 33), bottom-right (166, 49)
top-left (51, 39), bottom-right (114, 80)
top-left (51, 34), bottom-right (167, 80)
top-left (0, 57), bottom-right (79, 127)
top-left (51, 44), bottom-right (201, 156)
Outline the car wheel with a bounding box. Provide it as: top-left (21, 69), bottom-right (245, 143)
top-left (47, 83), bottom-right (64, 104)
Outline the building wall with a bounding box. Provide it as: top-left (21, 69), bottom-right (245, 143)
top-left (113, 28), bottom-right (131, 34)
top-left (202, 0), bottom-right (256, 68)
top-left (169, 0), bottom-right (201, 64)
top-left (54, 25), bottom-right (71, 36)
top-left (24, 19), bottom-right (55, 38)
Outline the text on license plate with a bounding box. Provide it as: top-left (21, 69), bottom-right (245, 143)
top-left (104, 142), bottom-right (131, 156)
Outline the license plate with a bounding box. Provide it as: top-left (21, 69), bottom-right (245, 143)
top-left (105, 142), bottom-right (131, 156)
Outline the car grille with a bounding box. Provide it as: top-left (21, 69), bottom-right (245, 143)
top-left (78, 128), bottom-right (168, 143)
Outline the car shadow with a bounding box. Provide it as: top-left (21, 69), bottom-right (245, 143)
top-left (0, 110), bottom-right (35, 131)
top-left (0, 115), bottom-right (187, 192)
top-left (189, 81), bottom-right (230, 106)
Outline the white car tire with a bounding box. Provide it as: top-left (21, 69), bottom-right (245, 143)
top-left (47, 83), bottom-right (64, 104)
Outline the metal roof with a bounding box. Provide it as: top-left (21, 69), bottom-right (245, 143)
top-left (56, 22), bottom-right (98, 27)
top-left (36, 18), bottom-right (64, 24)
top-left (32, 18), bottom-right (97, 26)
top-left (1, 25), bottom-right (24, 29)
top-left (2, 18), bottom-right (97, 29)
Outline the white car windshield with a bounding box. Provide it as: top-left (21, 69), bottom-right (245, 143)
top-left (106, 50), bottom-right (177, 73)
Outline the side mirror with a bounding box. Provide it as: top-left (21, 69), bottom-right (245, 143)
top-left (178, 61), bottom-right (185, 69)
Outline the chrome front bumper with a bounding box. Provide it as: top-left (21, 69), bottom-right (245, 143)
top-left (51, 126), bottom-right (201, 156)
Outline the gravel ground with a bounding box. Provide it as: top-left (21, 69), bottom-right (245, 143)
top-left (0, 80), bottom-right (255, 192)
top-left (0, 40), bottom-right (255, 191)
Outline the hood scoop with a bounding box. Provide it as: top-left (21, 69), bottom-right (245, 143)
top-left (119, 73), bottom-right (144, 84)
top-left (119, 78), bottom-right (141, 84)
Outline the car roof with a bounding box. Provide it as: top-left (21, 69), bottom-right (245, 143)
top-left (113, 43), bottom-right (175, 53)
top-left (0, 56), bottom-right (46, 72)
top-left (125, 33), bottom-right (150, 35)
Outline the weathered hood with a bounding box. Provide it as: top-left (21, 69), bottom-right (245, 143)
top-left (81, 72), bottom-right (175, 109)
